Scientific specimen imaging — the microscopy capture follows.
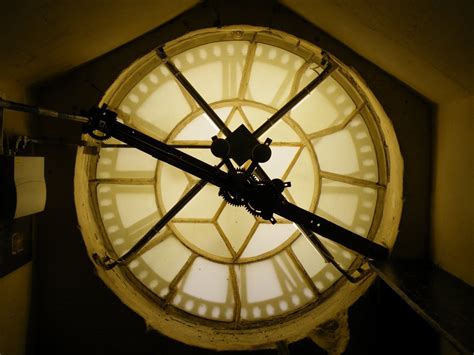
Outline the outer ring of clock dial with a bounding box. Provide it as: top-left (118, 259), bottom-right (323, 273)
top-left (74, 26), bottom-right (403, 350)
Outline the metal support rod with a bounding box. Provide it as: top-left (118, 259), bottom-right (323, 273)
top-left (102, 179), bottom-right (210, 268)
top-left (0, 98), bottom-right (89, 123)
top-left (298, 225), bottom-right (370, 283)
top-left (156, 47), bottom-right (232, 137)
top-left (253, 61), bottom-right (337, 138)
top-left (106, 118), bottom-right (229, 189)
top-left (16, 136), bottom-right (86, 147)
top-left (275, 201), bottom-right (388, 260)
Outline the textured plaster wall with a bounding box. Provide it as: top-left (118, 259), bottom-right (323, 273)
top-left (0, 80), bottom-right (37, 137)
top-left (0, 81), bottom-right (34, 355)
top-left (0, 0), bottom-right (198, 85)
top-left (432, 96), bottom-right (474, 286)
top-left (282, 0), bottom-right (473, 103)
top-left (0, 263), bottom-right (32, 355)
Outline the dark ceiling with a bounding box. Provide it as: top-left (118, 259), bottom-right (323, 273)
top-left (1, 0), bottom-right (472, 103)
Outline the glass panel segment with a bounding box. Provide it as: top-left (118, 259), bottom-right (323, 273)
top-left (134, 71), bottom-right (192, 136)
top-left (291, 69), bottom-right (356, 134)
top-left (285, 147), bottom-right (316, 211)
top-left (217, 204), bottom-right (256, 253)
top-left (174, 113), bottom-right (219, 141)
top-left (173, 257), bottom-right (235, 321)
top-left (174, 41), bottom-right (249, 103)
top-left (313, 129), bottom-right (358, 176)
top-left (316, 179), bottom-right (378, 237)
top-left (291, 234), bottom-right (347, 293)
top-left (157, 164), bottom-right (189, 212)
top-left (291, 235), bottom-right (327, 278)
top-left (172, 185), bottom-right (221, 219)
top-left (240, 223), bottom-right (296, 259)
top-left (312, 114), bottom-right (378, 181)
top-left (225, 108), bottom-right (253, 133)
top-left (127, 235), bottom-right (192, 298)
top-left (141, 235), bottom-right (192, 282)
top-left (97, 184), bottom-right (159, 256)
top-left (181, 257), bottom-right (231, 303)
top-left (260, 146), bottom-right (300, 179)
top-left (259, 119), bottom-right (301, 143)
top-left (174, 106), bottom-right (233, 141)
top-left (235, 252), bottom-right (315, 320)
top-left (96, 148), bottom-right (157, 179)
top-left (173, 222), bottom-right (232, 259)
top-left (246, 44), bottom-right (304, 108)
top-left (241, 105), bottom-right (268, 131)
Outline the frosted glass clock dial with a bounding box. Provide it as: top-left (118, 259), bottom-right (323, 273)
top-left (75, 26), bottom-right (402, 350)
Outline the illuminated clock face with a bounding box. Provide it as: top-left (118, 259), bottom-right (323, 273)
top-left (74, 26), bottom-right (402, 350)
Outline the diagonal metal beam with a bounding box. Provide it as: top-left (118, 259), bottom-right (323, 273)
top-left (298, 225), bottom-right (370, 283)
top-left (156, 47), bottom-right (232, 136)
top-left (253, 60), bottom-right (337, 138)
top-left (101, 179), bottom-right (209, 269)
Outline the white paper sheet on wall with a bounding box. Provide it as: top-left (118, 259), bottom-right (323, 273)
top-left (13, 156), bottom-right (46, 218)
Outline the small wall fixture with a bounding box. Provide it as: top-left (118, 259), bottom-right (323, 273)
top-left (0, 156), bottom-right (46, 221)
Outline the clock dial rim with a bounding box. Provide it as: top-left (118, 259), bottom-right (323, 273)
top-left (74, 25), bottom-right (403, 350)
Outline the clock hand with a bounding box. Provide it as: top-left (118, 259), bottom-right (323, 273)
top-left (99, 47), bottom-right (282, 266)
top-left (224, 167), bottom-right (387, 259)
top-left (102, 51), bottom-right (270, 263)
top-left (274, 199), bottom-right (388, 260)
top-left (85, 106), bottom-right (230, 188)
top-left (87, 107), bottom-right (265, 269)
top-left (90, 46), bottom-right (286, 268)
